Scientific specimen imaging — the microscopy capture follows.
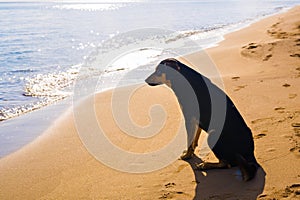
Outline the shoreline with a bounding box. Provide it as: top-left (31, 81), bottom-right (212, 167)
top-left (0, 5), bottom-right (300, 199)
top-left (0, 6), bottom-right (276, 158)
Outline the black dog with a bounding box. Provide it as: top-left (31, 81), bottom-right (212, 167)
top-left (145, 58), bottom-right (259, 181)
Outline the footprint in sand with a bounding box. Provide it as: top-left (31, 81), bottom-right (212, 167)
top-left (267, 21), bottom-right (292, 39)
top-left (290, 146), bottom-right (300, 154)
top-left (279, 184), bottom-right (300, 198)
top-left (296, 67), bottom-right (300, 78)
top-left (254, 133), bottom-right (267, 139)
top-left (160, 183), bottom-right (186, 199)
top-left (241, 41), bottom-right (277, 61)
top-left (159, 192), bottom-right (172, 199)
top-left (263, 54), bottom-right (272, 61)
top-left (231, 76), bottom-right (240, 81)
top-left (242, 42), bottom-right (261, 50)
top-left (289, 94), bottom-right (297, 99)
top-left (282, 83), bottom-right (291, 87)
top-left (292, 123), bottom-right (300, 128)
top-left (292, 123), bottom-right (300, 136)
top-left (274, 107), bottom-right (285, 110)
top-left (274, 107), bottom-right (285, 113)
top-left (289, 184), bottom-right (300, 195)
top-left (259, 184), bottom-right (300, 199)
top-left (251, 117), bottom-right (274, 124)
top-left (266, 148), bottom-right (276, 152)
top-left (290, 53), bottom-right (300, 57)
top-left (234, 85), bottom-right (247, 91)
top-left (276, 32), bottom-right (289, 39)
top-left (164, 182), bottom-right (176, 188)
top-left (159, 191), bottom-right (185, 199)
top-left (289, 123), bottom-right (300, 155)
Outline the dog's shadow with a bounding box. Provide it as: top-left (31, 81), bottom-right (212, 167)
top-left (185, 156), bottom-right (266, 200)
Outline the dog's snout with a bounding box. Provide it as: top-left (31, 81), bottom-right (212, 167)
top-left (145, 72), bottom-right (159, 86)
top-left (145, 74), bottom-right (153, 84)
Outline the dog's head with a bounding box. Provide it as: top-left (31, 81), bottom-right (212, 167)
top-left (145, 58), bottom-right (182, 87)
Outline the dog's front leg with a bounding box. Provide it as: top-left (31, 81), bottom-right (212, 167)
top-left (192, 127), bottom-right (202, 150)
top-left (181, 119), bottom-right (202, 160)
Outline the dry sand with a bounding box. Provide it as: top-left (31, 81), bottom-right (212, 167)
top-left (0, 6), bottom-right (300, 200)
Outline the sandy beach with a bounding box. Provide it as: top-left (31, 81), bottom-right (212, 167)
top-left (1, 6), bottom-right (300, 200)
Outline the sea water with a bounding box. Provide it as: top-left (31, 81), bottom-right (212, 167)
top-left (0, 0), bottom-right (299, 157)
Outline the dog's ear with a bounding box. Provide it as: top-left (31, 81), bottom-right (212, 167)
top-left (161, 58), bottom-right (181, 71)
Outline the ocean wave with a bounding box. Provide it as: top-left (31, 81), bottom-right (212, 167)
top-left (107, 48), bottom-right (162, 71)
top-left (165, 22), bottom-right (248, 46)
top-left (0, 65), bottom-right (80, 122)
top-left (0, 99), bottom-right (51, 122)
top-left (23, 66), bottom-right (80, 98)
top-left (52, 3), bottom-right (127, 12)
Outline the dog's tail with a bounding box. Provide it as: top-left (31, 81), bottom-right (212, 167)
top-left (236, 154), bottom-right (259, 181)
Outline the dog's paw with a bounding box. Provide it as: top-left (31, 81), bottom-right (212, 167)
top-left (236, 155), bottom-right (258, 181)
top-left (180, 150), bottom-right (194, 160)
top-left (195, 161), bottom-right (231, 170)
top-left (195, 162), bottom-right (212, 170)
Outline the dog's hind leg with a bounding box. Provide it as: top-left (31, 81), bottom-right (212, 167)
top-left (181, 118), bottom-right (202, 160)
top-left (236, 154), bottom-right (259, 181)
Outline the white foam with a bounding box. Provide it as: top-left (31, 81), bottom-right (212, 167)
top-left (108, 48), bottom-right (162, 72)
top-left (0, 65), bottom-right (81, 121)
top-left (24, 66), bottom-right (79, 98)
